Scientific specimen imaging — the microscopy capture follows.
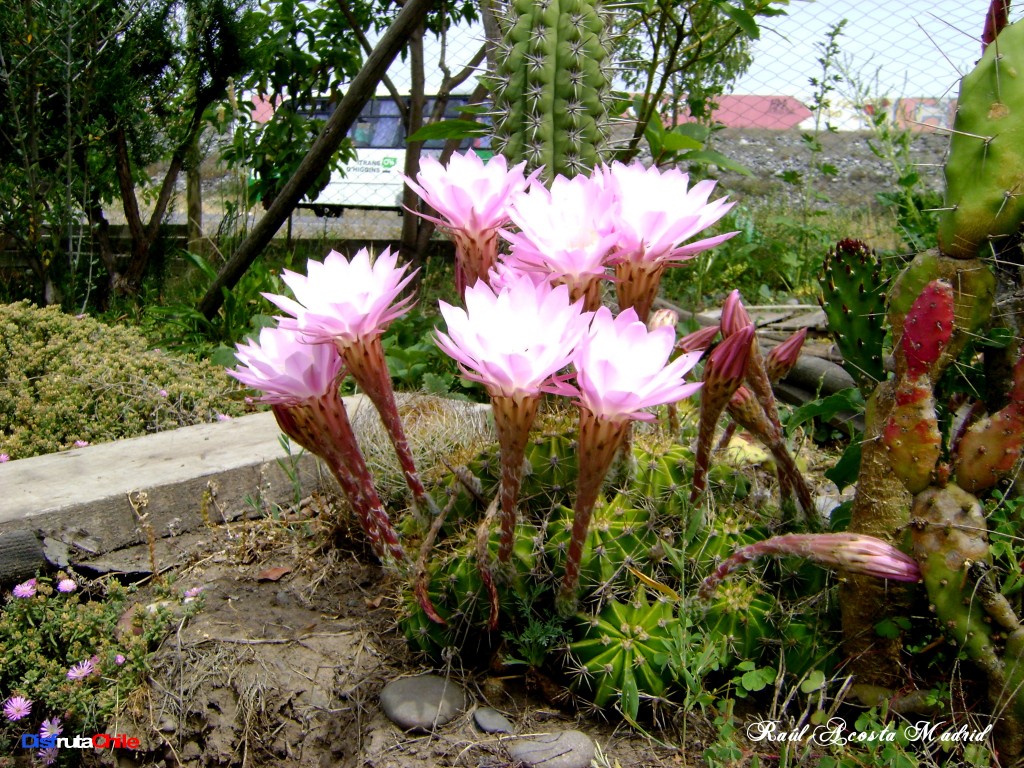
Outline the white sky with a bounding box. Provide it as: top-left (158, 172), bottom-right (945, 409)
top-left (379, 1), bottom-right (1021, 100)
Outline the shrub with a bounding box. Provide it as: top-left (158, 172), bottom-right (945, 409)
top-left (0, 301), bottom-right (250, 460)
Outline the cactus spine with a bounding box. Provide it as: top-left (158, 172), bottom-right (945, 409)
top-left (938, 19), bottom-right (1024, 258)
top-left (491, 0), bottom-right (614, 180)
top-left (818, 239), bottom-right (887, 394)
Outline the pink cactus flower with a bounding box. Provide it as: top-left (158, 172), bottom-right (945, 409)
top-left (404, 150), bottom-right (533, 296)
top-left (436, 276), bottom-right (591, 569)
top-left (229, 327), bottom-right (343, 405)
top-left (501, 174), bottom-right (617, 310)
top-left (554, 307), bottom-right (704, 609)
top-left (599, 162), bottom-right (736, 320)
top-left (436, 275), bottom-right (591, 400)
top-left (559, 306), bottom-right (704, 423)
top-left (266, 247), bottom-right (416, 347)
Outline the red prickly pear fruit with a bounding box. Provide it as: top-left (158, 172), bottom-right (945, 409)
top-left (901, 279), bottom-right (955, 380)
top-left (955, 401), bottom-right (1024, 493)
top-left (882, 379), bottom-right (942, 494)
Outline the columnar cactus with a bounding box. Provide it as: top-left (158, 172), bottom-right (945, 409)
top-left (490, 0), bottom-right (615, 179)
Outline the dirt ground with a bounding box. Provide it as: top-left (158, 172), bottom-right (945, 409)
top-left (102, 509), bottom-right (733, 768)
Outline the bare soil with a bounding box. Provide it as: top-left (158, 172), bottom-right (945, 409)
top-left (104, 512), bottom-right (728, 768)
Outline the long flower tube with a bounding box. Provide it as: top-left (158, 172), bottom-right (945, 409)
top-left (265, 247), bottom-right (437, 522)
top-left (551, 307), bottom-right (703, 612)
top-left (699, 533), bottom-right (921, 601)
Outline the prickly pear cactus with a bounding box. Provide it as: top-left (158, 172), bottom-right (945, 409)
top-left (490, 0), bottom-right (614, 179)
top-left (818, 238), bottom-right (887, 394)
top-left (938, 19), bottom-right (1024, 258)
top-left (568, 593), bottom-right (674, 719)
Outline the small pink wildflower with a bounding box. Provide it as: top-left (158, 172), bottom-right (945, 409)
top-left (3, 695), bottom-right (32, 721)
top-left (115, 654), bottom-right (126, 665)
top-left (12, 579), bottom-right (36, 598)
top-left (66, 659), bottom-right (95, 681)
top-left (40, 717), bottom-right (63, 738)
top-left (158, 389), bottom-right (169, 398)
top-left (183, 586), bottom-right (204, 599)
top-left (57, 578), bottom-right (77, 593)
top-left (0, 453), bottom-right (9, 462)
top-left (37, 747), bottom-right (59, 765)
top-left (73, 439), bottom-right (90, 448)
top-left (216, 413), bottom-right (232, 422)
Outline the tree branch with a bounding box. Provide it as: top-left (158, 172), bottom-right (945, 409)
top-left (197, 0), bottom-right (437, 320)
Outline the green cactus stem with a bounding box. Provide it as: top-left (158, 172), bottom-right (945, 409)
top-left (568, 593), bottom-right (675, 720)
top-left (938, 18), bottom-right (1024, 259)
top-left (490, 0), bottom-right (614, 179)
top-left (909, 484), bottom-right (1024, 753)
top-left (819, 239), bottom-right (886, 394)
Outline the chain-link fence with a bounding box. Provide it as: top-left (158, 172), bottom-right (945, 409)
top-left (728, 0), bottom-right (1015, 131)
top-left (201, 1), bottom-right (1018, 240)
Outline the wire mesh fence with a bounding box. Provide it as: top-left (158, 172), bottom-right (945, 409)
top-left (117, 2), bottom-right (1024, 243)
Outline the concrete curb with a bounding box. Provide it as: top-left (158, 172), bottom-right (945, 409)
top-left (1, 400), bottom-right (379, 557)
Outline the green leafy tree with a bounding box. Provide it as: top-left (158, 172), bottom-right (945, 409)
top-left (611, 0), bottom-right (790, 165)
top-left (0, 0), bottom-right (258, 305)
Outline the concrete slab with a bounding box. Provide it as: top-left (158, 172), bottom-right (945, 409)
top-left (0, 397), bottom-right (375, 555)
top-left (0, 393), bottom-right (493, 565)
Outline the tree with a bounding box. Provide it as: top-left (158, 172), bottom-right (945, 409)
top-left (610, 0), bottom-right (789, 163)
top-left (0, 0), bottom-right (258, 305)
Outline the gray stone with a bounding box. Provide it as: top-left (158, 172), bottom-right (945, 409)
top-left (380, 674), bottom-right (467, 732)
top-left (474, 706), bottom-right (513, 734)
top-left (507, 730), bottom-right (595, 768)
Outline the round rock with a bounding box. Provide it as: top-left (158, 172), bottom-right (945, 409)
top-left (474, 706), bottom-right (514, 734)
top-left (507, 730), bottom-right (595, 768)
top-left (380, 674), bottom-right (468, 732)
